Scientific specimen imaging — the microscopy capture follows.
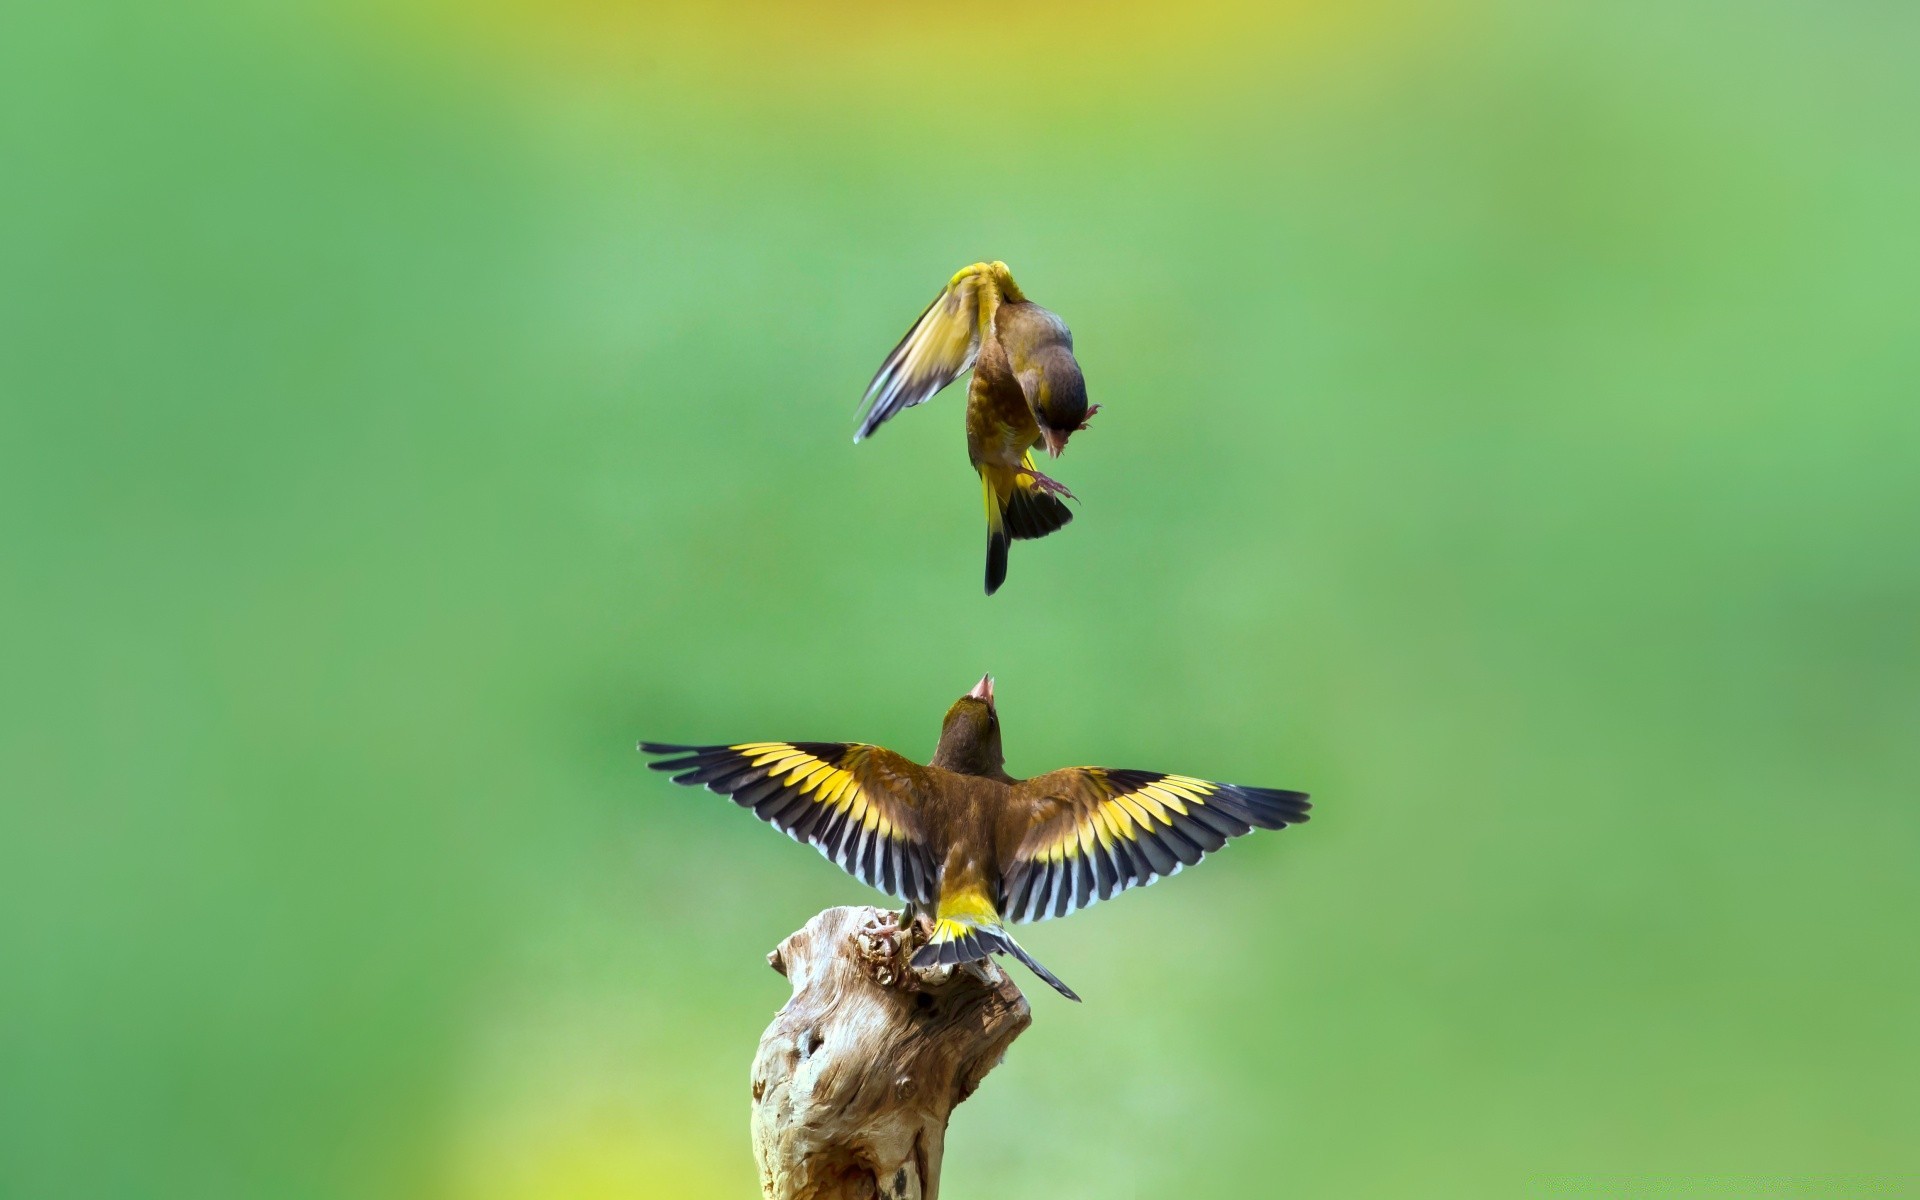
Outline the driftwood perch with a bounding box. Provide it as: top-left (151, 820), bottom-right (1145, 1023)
top-left (750, 906), bottom-right (1032, 1200)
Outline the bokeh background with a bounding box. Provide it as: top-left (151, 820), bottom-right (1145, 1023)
top-left (5, 0), bottom-right (1917, 1196)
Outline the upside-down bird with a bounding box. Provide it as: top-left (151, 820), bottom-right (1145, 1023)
top-left (854, 261), bottom-right (1098, 595)
top-left (639, 675), bottom-right (1310, 1001)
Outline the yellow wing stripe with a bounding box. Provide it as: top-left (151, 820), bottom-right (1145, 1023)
top-left (856, 263), bottom-right (1028, 443)
top-left (1141, 783), bottom-right (1190, 816)
top-left (810, 767), bottom-right (845, 807)
top-left (821, 772), bottom-right (857, 814)
top-left (645, 741), bottom-right (936, 904)
top-left (1110, 791), bottom-right (1156, 834)
top-left (1090, 806), bottom-right (1119, 849)
top-left (790, 760), bottom-right (833, 791)
top-left (997, 769), bottom-right (1312, 924)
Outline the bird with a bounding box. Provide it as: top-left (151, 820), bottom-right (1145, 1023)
top-left (853, 261), bottom-right (1099, 595)
top-left (639, 675), bottom-right (1310, 1002)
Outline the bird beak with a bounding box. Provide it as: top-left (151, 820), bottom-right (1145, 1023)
top-left (968, 673), bottom-right (995, 707)
top-left (1040, 428), bottom-right (1068, 459)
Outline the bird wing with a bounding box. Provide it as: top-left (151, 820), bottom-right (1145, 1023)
top-left (998, 768), bottom-right (1310, 923)
top-left (854, 262), bottom-right (1011, 442)
top-left (640, 740), bottom-right (938, 904)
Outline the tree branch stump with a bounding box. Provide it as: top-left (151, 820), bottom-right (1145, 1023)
top-left (750, 906), bottom-right (1032, 1200)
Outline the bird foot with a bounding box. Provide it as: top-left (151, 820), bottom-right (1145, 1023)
top-left (1076, 403), bottom-right (1101, 432)
top-left (855, 910), bottom-right (912, 988)
top-left (1018, 467), bottom-right (1078, 502)
top-left (855, 909), bottom-right (944, 991)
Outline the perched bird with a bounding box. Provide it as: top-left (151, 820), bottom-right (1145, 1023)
top-left (854, 261), bottom-right (1099, 595)
top-left (639, 675), bottom-right (1310, 1001)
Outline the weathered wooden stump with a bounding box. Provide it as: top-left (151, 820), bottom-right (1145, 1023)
top-left (750, 906), bottom-right (1032, 1200)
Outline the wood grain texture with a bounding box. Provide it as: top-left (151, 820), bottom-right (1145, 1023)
top-left (750, 906), bottom-right (1032, 1200)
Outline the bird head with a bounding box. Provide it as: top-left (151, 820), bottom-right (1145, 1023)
top-left (1031, 352), bottom-right (1090, 459)
top-left (931, 673), bottom-right (1006, 777)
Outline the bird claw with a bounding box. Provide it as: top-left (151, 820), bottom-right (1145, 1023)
top-left (856, 909), bottom-right (945, 992)
top-left (1018, 468), bottom-right (1078, 502)
top-left (855, 911), bottom-right (907, 987)
top-left (1075, 403), bottom-right (1101, 433)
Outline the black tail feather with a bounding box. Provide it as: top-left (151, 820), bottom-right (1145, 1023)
top-left (911, 927), bottom-right (1081, 1002)
top-left (999, 937), bottom-right (1080, 1002)
top-left (984, 470), bottom-right (1071, 595)
top-left (985, 528), bottom-right (1009, 595)
top-left (1003, 484), bottom-right (1073, 541)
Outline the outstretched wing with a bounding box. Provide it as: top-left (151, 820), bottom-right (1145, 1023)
top-left (640, 740), bottom-right (937, 904)
top-left (854, 262), bottom-right (1016, 442)
top-left (999, 768), bottom-right (1310, 923)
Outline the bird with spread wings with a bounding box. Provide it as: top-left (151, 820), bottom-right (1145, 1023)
top-left (641, 675), bottom-right (1309, 1001)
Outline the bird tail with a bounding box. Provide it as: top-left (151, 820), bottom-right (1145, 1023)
top-left (980, 455), bottom-right (1074, 595)
top-left (912, 889), bottom-right (1081, 1001)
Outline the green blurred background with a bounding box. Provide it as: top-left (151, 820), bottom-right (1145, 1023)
top-left (4, 0), bottom-right (1916, 1195)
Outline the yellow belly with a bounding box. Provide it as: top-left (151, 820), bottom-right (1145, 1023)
top-left (967, 375), bottom-right (1040, 470)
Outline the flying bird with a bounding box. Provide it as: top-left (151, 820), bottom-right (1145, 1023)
top-left (854, 261), bottom-right (1098, 595)
top-left (639, 675), bottom-right (1310, 1001)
